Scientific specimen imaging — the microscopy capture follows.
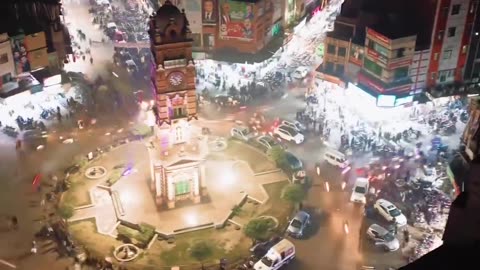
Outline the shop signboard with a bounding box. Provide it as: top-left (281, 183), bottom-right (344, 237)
top-left (349, 44), bottom-right (364, 66)
top-left (10, 35), bottom-right (31, 74)
top-left (394, 95), bottom-right (413, 106)
top-left (201, 0), bottom-right (217, 25)
top-left (388, 58), bottom-right (412, 69)
top-left (376, 95), bottom-right (396, 107)
top-left (366, 27), bottom-right (391, 46)
top-left (365, 48), bottom-right (387, 65)
top-left (219, 0), bottom-right (255, 41)
top-left (272, 0), bottom-right (283, 23)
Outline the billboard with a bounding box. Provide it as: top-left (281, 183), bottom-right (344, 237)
top-left (10, 35), bottom-right (31, 74)
top-left (376, 95), bottom-right (396, 107)
top-left (185, 0), bottom-right (202, 32)
top-left (219, 0), bottom-right (255, 41)
top-left (349, 44), bottom-right (364, 66)
top-left (201, 0), bottom-right (217, 24)
top-left (272, 0), bottom-right (282, 23)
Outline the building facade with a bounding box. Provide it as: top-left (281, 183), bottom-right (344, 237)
top-left (463, 0), bottom-right (480, 87)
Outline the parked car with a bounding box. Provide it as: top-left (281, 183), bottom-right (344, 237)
top-left (231, 126), bottom-right (255, 141)
top-left (292, 66), bottom-right (309, 79)
top-left (366, 224), bottom-right (400, 251)
top-left (256, 135), bottom-right (281, 152)
top-left (373, 199), bottom-right (407, 226)
top-left (287, 211), bottom-right (311, 238)
top-left (273, 125), bottom-right (304, 144)
top-left (280, 120), bottom-right (306, 132)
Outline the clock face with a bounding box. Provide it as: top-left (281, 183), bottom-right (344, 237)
top-left (168, 71), bottom-right (184, 86)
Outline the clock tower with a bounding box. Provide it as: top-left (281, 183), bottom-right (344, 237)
top-left (149, 0), bottom-right (197, 145)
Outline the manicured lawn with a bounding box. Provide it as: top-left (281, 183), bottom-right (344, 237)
top-left (69, 218), bottom-right (120, 256)
top-left (261, 181), bottom-right (293, 233)
top-left (224, 141), bottom-right (277, 173)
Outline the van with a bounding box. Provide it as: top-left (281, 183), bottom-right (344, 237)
top-left (350, 177), bottom-right (369, 204)
top-left (324, 149), bottom-right (349, 168)
top-left (254, 239), bottom-right (295, 270)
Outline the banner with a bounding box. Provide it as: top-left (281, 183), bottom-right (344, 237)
top-left (219, 0), bottom-right (255, 41)
top-left (272, 0), bottom-right (282, 23)
top-left (185, 0), bottom-right (202, 32)
top-left (349, 44), bottom-right (364, 66)
top-left (11, 35), bottom-right (31, 74)
top-left (201, 0), bottom-right (217, 24)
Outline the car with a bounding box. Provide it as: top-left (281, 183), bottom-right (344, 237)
top-left (373, 199), bottom-right (407, 226)
top-left (280, 120), bottom-right (306, 132)
top-left (287, 211), bottom-right (310, 238)
top-left (366, 224), bottom-right (400, 251)
top-left (256, 135), bottom-right (281, 152)
top-left (231, 126), bottom-right (255, 141)
top-left (292, 67), bottom-right (309, 79)
top-left (351, 177), bottom-right (369, 204)
top-left (273, 125), bottom-right (304, 144)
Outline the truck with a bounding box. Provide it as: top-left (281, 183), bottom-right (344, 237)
top-left (253, 239), bottom-right (295, 270)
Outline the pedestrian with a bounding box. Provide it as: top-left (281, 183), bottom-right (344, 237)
top-left (10, 216), bottom-right (18, 230)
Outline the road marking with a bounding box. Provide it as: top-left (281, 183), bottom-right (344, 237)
top-left (0, 259), bottom-right (17, 269)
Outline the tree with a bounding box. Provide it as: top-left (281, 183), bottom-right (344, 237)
top-left (190, 240), bottom-right (213, 262)
top-left (281, 184), bottom-right (305, 207)
top-left (267, 146), bottom-right (287, 165)
top-left (57, 204), bottom-right (75, 221)
top-left (244, 218), bottom-right (274, 244)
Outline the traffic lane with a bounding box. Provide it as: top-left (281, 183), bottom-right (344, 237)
top-left (284, 188), bottom-right (364, 270)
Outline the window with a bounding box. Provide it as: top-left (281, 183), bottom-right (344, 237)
top-left (439, 71), bottom-right (447, 82)
top-left (0, 53), bottom-right (8, 64)
top-left (175, 181), bottom-right (190, 195)
top-left (327, 44), bottom-right (336, 54)
top-left (173, 107), bottom-right (187, 118)
top-left (396, 48), bottom-right (405, 58)
top-left (443, 50), bottom-right (452, 59)
top-left (336, 64), bottom-right (345, 74)
top-left (2, 73), bottom-right (12, 84)
top-left (451, 4), bottom-right (461, 15)
top-left (393, 67), bottom-right (409, 80)
top-left (364, 58), bottom-right (383, 76)
top-left (370, 41), bottom-right (389, 57)
top-left (338, 47), bottom-right (346, 57)
top-left (325, 62), bottom-right (334, 73)
top-left (437, 30), bottom-right (444, 40)
top-left (448, 27), bottom-right (456, 37)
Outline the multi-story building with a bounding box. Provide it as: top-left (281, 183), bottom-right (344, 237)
top-left (463, 0), bottom-right (480, 88)
top-left (425, 0), bottom-right (477, 97)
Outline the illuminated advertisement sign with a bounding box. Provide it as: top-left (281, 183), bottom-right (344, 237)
top-left (219, 0), bottom-right (255, 41)
top-left (349, 44), bottom-right (364, 66)
top-left (201, 0), bottom-right (217, 24)
top-left (366, 27), bottom-right (391, 46)
top-left (376, 95), bottom-right (396, 107)
top-left (10, 35), bottom-right (31, 74)
top-left (394, 95), bottom-right (413, 106)
top-left (388, 58), bottom-right (413, 69)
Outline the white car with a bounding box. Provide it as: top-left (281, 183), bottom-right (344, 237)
top-left (231, 126), bottom-right (254, 141)
top-left (273, 125), bottom-right (304, 144)
top-left (373, 199), bottom-right (407, 227)
top-left (292, 67), bottom-right (309, 79)
top-left (280, 120), bottom-right (306, 132)
top-left (351, 178), bottom-right (369, 204)
top-left (366, 224), bottom-right (400, 252)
